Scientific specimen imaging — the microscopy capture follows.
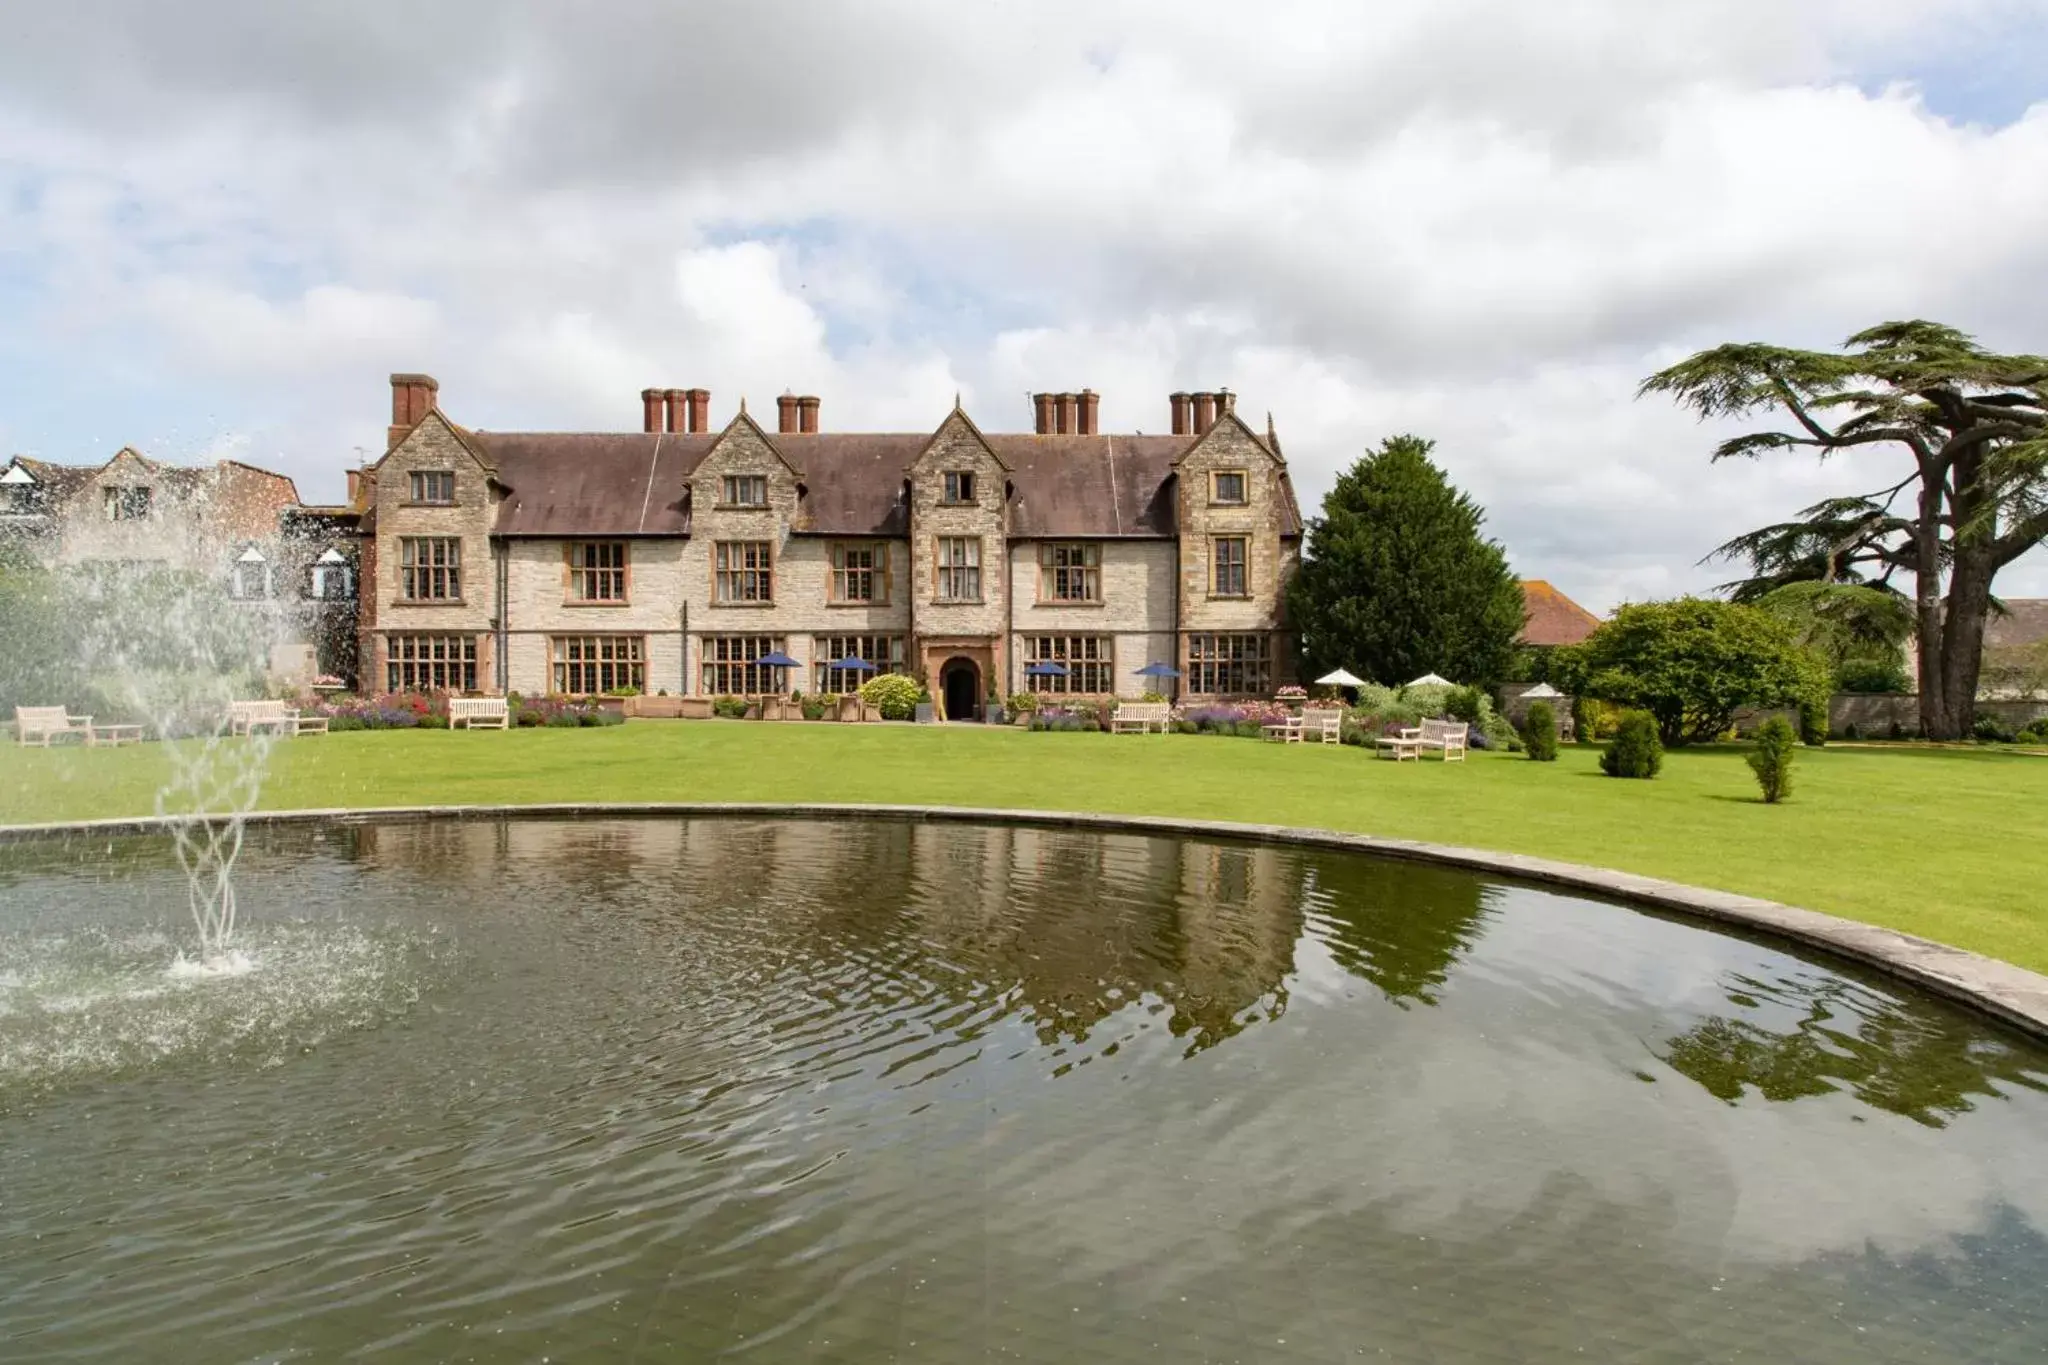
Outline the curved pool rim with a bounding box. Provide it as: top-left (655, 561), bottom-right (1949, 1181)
top-left (5, 800), bottom-right (2044, 1041)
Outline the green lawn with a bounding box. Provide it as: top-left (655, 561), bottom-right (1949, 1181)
top-left (3, 723), bottom-right (2045, 972)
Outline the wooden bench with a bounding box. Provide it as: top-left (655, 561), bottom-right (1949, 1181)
top-left (89, 723), bottom-right (146, 747)
top-left (1301, 707), bottom-right (1344, 745)
top-left (1261, 717), bottom-right (1303, 742)
top-left (1376, 727), bottom-right (1422, 760)
top-left (15, 706), bottom-right (93, 747)
top-left (1418, 717), bottom-right (1468, 761)
top-left (449, 697), bottom-right (510, 730)
top-left (1111, 701), bottom-right (1171, 734)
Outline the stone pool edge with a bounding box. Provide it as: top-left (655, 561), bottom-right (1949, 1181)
top-left (6, 801), bottom-right (2046, 1042)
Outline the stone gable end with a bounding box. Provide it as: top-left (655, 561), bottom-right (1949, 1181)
top-left (1176, 419), bottom-right (1289, 634)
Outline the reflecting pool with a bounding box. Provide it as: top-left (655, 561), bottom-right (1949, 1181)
top-left (2, 817), bottom-right (2044, 1361)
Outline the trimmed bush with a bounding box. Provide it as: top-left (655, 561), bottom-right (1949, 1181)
top-left (1006, 692), bottom-right (1038, 714)
top-left (711, 695), bottom-right (749, 719)
top-left (1973, 712), bottom-right (2018, 743)
top-left (859, 673), bottom-right (922, 721)
top-left (1600, 710), bottom-right (1663, 779)
top-left (1747, 715), bottom-right (1797, 803)
top-left (1797, 698), bottom-right (1828, 747)
top-left (1444, 685), bottom-right (1483, 723)
top-left (1521, 701), bottom-right (1559, 761)
top-left (418, 713), bottom-right (450, 730)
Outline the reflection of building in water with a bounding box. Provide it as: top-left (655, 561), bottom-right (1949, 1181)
top-left (344, 816), bottom-right (1307, 1057)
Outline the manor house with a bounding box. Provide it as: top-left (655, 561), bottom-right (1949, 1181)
top-left (358, 375), bottom-right (1302, 717)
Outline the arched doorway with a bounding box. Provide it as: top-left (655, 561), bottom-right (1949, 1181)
top-left (939, 657), bottom-right (981, 722)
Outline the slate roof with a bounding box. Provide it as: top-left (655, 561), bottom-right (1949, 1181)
top-left (475, 426), bottom-right (1303, 540)
top-left (1518, 579), bottom-right (1602, 647)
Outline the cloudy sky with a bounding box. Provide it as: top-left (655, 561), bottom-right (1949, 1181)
top-left (2, 1), bottom-right (2045, 610)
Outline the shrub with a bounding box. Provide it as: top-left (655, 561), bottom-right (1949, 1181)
top-left (1797, 698), bottom-right (1828, 747)
top-left (1843, 722), bottom-right (1860, 741)
top-left (801, 699), bottom-right (826, 721)
top-left (860, 673), bottom-right (922, 721)
top-left (1600, 710), bottom-right (1663, 779)
top-left (1444, 685), bottom-right (1483, 723)
top-left (2020, 717), bottom-right (2048, 745)
top-left (1401, 682), bottom-right (1452, 718)
top-left (545, 710), bottom-right (582, 728)
top-left (1140, 689), bottom-right (1169, 704)
top-left (327, 713), bottom-right (368, 732)
top-left (1521, 701), bottom-right (1559, 761)
top-left (711, 695), bottom-right (749, 719)
top-left (1836, 658), bottom-right (1910, 694)
top-left (1747, 715), bottom-right (1797, 803)
top-left (1973, 712), bottom-right (2018, 743)
top-left (1352, 683), bottom-right (1399, 714)
top-left (605, 685), bottom-right (642, 697)
top-left (418, 713), bottom-right (450, 730)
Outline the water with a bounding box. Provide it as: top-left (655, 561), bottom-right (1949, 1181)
top-left (1, 816), bottom-right (2044, 1362)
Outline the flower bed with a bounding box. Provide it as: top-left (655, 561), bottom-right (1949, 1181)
top-left (304, 691), bottom-right (622, 731)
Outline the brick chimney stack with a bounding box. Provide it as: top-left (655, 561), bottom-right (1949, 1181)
top-left (641, 388), bottom-right (665, 434)
top-left (1169, 392), bottom-right (1192, 436)
top-left (388, 373), bottom-right (438, 449)
top-left (1032, 392), bottom-right (1054, 434)
top-left (1077, 389), bottom-right (1099, 436)
top-left (1055, 392), bottom-right (1077, 435)
top-left (661, 389), bottom-right (686, 434)
top-left (687, 388), bottom-right (710, 433)
top-left (777, 393), bottom-right (800, 434)
top-left (797, 395), bottom-right (820, 434)
top-left (1191, 391), bottom-right (1217, 435)
top-left (1215, 388), bottom-right (1234, 422)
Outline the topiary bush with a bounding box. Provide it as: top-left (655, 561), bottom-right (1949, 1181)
top-left (1797, 697), bottom-right (1828, 747)
top-left (1600, 709), bottom-right (1663, 779)
top-left (859, 672), bottom-right (922, 721)
top-left (1747, 715), bottom-right (1797, 803)
top-left (1521, 700), bottom-right (1559, 761)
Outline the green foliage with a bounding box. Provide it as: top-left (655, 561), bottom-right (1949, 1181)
top-left (0, 558), bottom-right (84, 714)
top-left (2020, 717), bottom-right (2048, 745)
top-left (1797, 697), bottom-right (1828, 747)
top-left (1753, 582), bottom-right (1913, 695)
top-left (1139, 689), bottom-right (1169, 704)
top-left (1401, 682), bottom-right (1452, 717)
top-left (711, 695), bottom-right (749, 719)
top-left (1560, 598), bottom-right (1829, 746)
top-left (1747, 716), bottom-right (1798, 803)
top-left (1521, 701), bottom-right (1559, 761)
top-left (1443, 685), bottom-right (1483, 723)
top-left (1005, 692), bottom-right (1039, 714)
top-left (1973, 712), bottom-right (2018, 743)
top-left (801, 699), bottom-right (827, 721)
top-left (604, 685), bottom-right (642, 697)
top-left (1836, 658), bottom-right (1910, 693)
top-left (1287, 435), bottom-right (1524, 688)
top-left (418, 713), bottom-right (450, 730)
top-left (1600, 710), bottom-right (1664, 779)
top-left (860, 672), bottom-right (923, 721)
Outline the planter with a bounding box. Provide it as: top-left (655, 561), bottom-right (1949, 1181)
top-left (626, 695), bottom-right (684, 719)
top-left (594, 696), bottom-right (627, 717)
top-left (676, 696), bottom-right (713, 720)
top-left (836, 696), bottom-right (870, 723)
top-left (987, 705), bottom-right (1006, 726)
top-left (914, 702), bottom-right (936, 724)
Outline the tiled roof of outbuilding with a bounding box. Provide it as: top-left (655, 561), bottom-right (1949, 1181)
top-left (1518, 579), bottom-right (1602, 647)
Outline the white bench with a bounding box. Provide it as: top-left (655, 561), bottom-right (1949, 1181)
top-left (449, 697), bottom-right (510, 730)
top-left (1111, 701), bottom-right (1171, 734)
top-left (1418, 717), bottom-right (1468, 761)
top-left (1376, 727), bottom-right (1422, 760)
top-left (15, 706), bottom-right (92, 747)
top-left (229, 699), bottom-right (303, 737)
top-left (1301, 708), bottom-right (1344, 745)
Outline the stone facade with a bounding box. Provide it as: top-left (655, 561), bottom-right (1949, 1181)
top-left (360, 376), bottom-right (1302, 711)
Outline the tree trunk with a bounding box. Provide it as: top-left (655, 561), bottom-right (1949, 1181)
top-left (1935, 546), bottom-right (1996, 740)
top-left (1912, 486), bottom-right (1950, 739)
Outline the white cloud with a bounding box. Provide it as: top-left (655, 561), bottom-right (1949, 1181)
top-left (1, 0), bottom-right (2044, 606)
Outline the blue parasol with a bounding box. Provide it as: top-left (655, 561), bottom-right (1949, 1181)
top-left (1023, 661), bottom-right (1070, 677)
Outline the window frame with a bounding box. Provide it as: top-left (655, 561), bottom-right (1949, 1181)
top-left (102, 485), bottom-right (154, 522)
top-left (933, 535), bottom-right (983, 603)
top-left (407, 470), bottom-right (456, 505)
top-left (700, 634), bottom-right (789, 696)
top-left (941, 470), bottom-right (977, 506)
top-left (550, 634), bottom-right (646, 695)
top-left (720, 473), bottom-right (769, 508)
top-left (565, 540), bottom-right (629, 605)
top-left (1209, 535), bottom-right (1249, 598)
top-left (1023, 635), bottom-right (1115, 694)
top-left (713, 540), bottom-right (775, 605)
top-left (829, 541), bottom-right (890, 605)
top-left (813, 634), bottom-right (907, 693)
top-left (228, 550), bottom-right (271, 602)
top-left (1037, 542), bottom-right (1102, 604)
top-left (386, 633), bottom-right (478, 693)
top-left (1187, 632), bottom-right (1270, 696)
top-left (1209, 469), bottom-right (1249, 506)
top-left (398, 536), bottom-right (463, 602)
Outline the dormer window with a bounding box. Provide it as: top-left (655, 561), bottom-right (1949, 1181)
top-left (0, 464), bottom-right (34, 513)
top-left (1210, 470), bottom-right (1248, 505)
top-left (309, 548), bottom-right (354, 601)
top-left (230, 546), bottom-right (272, 600)
top-left (942, 471), bottom-right (976, 505)
top-left (409, 470), bottom-right (455, 504)
top-left (103, 486), bottom-right (153, 521)
top-left (721, 474), bottom-right (768, 508)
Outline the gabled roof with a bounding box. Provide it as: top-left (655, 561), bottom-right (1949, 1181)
top-left (992, 434), bottom-right (1185, 537)
top-left (1519, 580), bottom-right (1602, 647)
